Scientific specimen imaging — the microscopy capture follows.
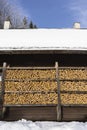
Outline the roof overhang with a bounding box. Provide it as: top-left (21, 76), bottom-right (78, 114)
top-left (0, 49), bottom-right (87, 54)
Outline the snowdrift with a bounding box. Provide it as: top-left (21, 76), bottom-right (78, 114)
top-left (0, 119), bottom-right (87, 130)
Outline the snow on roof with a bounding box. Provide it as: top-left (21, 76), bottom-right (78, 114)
top-left (0, 29), bottom-right (87, 50)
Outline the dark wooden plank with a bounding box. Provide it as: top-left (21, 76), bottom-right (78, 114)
top-left (62, 104), bottom-right (87, 107)
top-left (60, 91), bottom-right (87, 94)
top-left (60, 79), bottom-right (87, 81)
top-left (5, 79), bottom-right (56, 82)
top-left (3, 106), bottom-right (57, 121)
top-left (5, 91), bottom-right (57, 94)
top-left (62, 106), bottom-right (87, 121)
top-left (7, 67), bottom-right (55, 70)
top-left (59, 67), bottom-right (87, 70)
top-left (0, 49), bottom-right (87, 55)
top-left (3, 106), bottom-right (87, 121)
top-left (4, 103), bottom-right (57, 108)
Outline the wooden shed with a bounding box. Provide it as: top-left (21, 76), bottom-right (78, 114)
top-left (0, 28), bottom-right (87, 121)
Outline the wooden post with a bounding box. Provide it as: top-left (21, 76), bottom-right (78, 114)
top-left (55, 62), bottom-right (62, 121)
top-left (0, 62), bottom-right (7, 119)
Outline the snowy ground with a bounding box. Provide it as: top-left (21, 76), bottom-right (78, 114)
top-left (0, 119), bottom-right (87, 130)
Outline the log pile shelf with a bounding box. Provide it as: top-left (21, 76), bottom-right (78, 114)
top-left (0, 62), bottom-right (87, 121)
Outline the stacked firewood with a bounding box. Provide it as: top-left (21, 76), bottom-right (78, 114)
top-left (59, 69), bottom-right (87, 79)
top-left (4, 93), bottom-right (58, 105)
top-left (60, 68), bottom-right (87, 104)
top-left (6, 69), bottom-right (56, 79)
top-left (4, 68), bottom-right (87, 105)
top-left (60, 81), bottom-right (87, 91)
top-left (61, 94), bottom-right (87, 104)
top-left (4, 69), bottom-right (57, 105)
top-left (5, 81), bottom-right (57, 92)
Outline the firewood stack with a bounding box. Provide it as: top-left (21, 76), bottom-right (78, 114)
top-left (4, 69), bottom-right (58, 105)
top-left (3, 67), bottom-right (87, 105)
top-left (59, 69), bottom-right (87, 104)
top-left (59, 69), bottom-right (87, 80)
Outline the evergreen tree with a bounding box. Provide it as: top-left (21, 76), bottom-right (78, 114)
top-left (33, 24), bottom-right (37, 28)
top-left (29, 21), bottom-right (34, 28)
top-left (29, 21), bottom-right (38, 29)
top-left (0, 11), bottom-right (3, 28)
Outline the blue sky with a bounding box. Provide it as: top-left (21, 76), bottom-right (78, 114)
top-left (13, 0), bottom-right (87, 28)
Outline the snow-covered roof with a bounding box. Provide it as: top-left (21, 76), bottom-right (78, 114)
top-left (0, 29), bottom-right (87, 51)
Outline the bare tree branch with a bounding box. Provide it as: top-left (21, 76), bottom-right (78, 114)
top-left (0, 0), bottom-right (27, 28)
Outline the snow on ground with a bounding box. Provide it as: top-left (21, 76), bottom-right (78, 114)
top-left (0, 119), bottom-right (87, 130)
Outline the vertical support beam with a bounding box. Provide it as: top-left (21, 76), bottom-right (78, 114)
top-left (55, 62), bottom-right (61, 121)
top-left (0, 62), bottom-right (7, 119)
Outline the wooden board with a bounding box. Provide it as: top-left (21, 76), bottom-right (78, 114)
top-left (62, 106), bottom-right (87, 121)
top-left (2, 106), bottom-right (87, 121)
top-left (3, 106), bottom-right (57, 121)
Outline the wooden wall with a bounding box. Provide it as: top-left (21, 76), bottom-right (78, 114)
top-left (0, 54), bottom-right (87, 67)
top-left (3, 106), bottom-right (87, 121)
